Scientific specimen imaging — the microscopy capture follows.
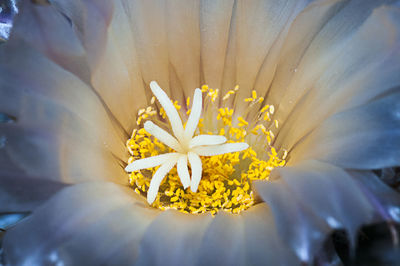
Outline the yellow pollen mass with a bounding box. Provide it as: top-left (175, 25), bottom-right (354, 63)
top-left (127, 84), bottom-right (286, 215)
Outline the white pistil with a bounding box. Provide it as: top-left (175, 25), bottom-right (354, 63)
top-left (144, 121), bottom-right (183, 153)
top-left (150, 81), bottom-right (184, 140)
top-left (147, 156), bottom-right (180, 204)
top-left (176, 155), bottom-right (190, 189)
top-left (189, 135), bottom-right (227, 148)
top-left (188, 152), bottom-right (202, 192)
top-left (183, 88), bottom-right (202, 142)
top-left (125, 153), bottom-right (176, 172)
top-left (193, 143), bottom-right (249, 156)
top-left (125, 81), bottom-right (249, 204)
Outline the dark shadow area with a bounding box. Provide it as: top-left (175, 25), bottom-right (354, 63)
top-left (330, 223), bottom-right (400, 266)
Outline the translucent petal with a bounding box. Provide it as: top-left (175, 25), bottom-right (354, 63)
top-left (50, 0), bottom-right (113, 69)
top-left (89, 0), bottom-right (149, 132)
top-left (126, 0), bottom-right (171, 96)
top-left (165, 1), bottom-right (201, 98)
top-left (0, 40), bottom-right (128, 185)
top-left (10, 0), bottom-right (90, 82)
top-left (54, 203), bottom-right (158, 265)
top-left (241, 204), bottom-right (300, 265)
top-left (0, 119), bottom-right (126, 185)
top-left (254, 178), bottom-right (330, 263)
top-left (350, 171), bottom-right (400, 223)
top-left (289, 91), bottom-right (400, 169)
top-left (274, 160), bottom-right (375, 245)
top-left (2, 182), bottom-right (152, 266)
top-left (0, 41), bottom-right (126, 159)
top-left (137, 210), bottom-right (212, 266)
top-left (268, 0), bottom-right (394, 113)
top-left (0, 174), bottom-right (66, 212)
top-left (274, 5), bottom-right (400, 151)
top-left (222, 0), bottom-right (309, 109)
top-left (200, 0), bottom-right (234, 89)
top-left (196, 212), bottom-right (245, 266)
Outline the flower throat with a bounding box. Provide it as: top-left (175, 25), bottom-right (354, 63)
top-left (126, 83), bottom-right (286, 215)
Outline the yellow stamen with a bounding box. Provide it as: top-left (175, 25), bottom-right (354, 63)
top-left (127, 84), bottom-right (286, 215)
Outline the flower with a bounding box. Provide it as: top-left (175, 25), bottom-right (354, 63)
top-left (1, 0), bottom-right (400, 265)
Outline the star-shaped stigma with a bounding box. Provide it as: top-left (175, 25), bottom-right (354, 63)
top-left (125, 81), bottom-right (249, 204)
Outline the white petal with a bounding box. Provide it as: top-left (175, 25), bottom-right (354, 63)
top-left (144, 121), bottom-right (183, 153)
top-left (193, 143), bottom-right (249, 156)
top-left (147, 156), bottom-right (179, 204)
top-left (188, 152), bottom-right (202, 192)
top-left (177, 155), bottom-right (190, 189)
top-left (125, 153), bottom-right (177, 172)
top-left (189, 135), bottom-right (227, 148)
top-left (150, 81), bottom-right (184, 140)
top-left (184, 88), bottom-right (202, 141)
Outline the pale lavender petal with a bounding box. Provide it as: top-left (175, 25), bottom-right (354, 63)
top-left (260, 0), bottom-right (345, 106)
top-left (222, 0), bottom-right (310, 108)
top-left (241, 204), bottom-right (300, 265)
top-left (200, 0), bottom-right (234, 89)
top-left (53, 204), bottom-right (158, 265)
top-left (10, 0), bottom-right (90, 82)
top-left (136, 210), bottom-right (213, 266)
top-left (0, 39), bottom-right (127, 157)
top-left (274, 5), bottom-right (400, 151)
top-left (254, 178), bottom-right (330, 263)
top-left (23, 0), bottom-right (141, 132)
top-left (196, 211), bottom-right (246, 266)
top-left (50, 0), bottom-right (113, 69)
top-left (0, 40), bottom-right (128, 184)
top-left (289, 91), bottom-right (400, 169)
top-left (269, 0), bottom-right (397, 114)
top-left (350, 170), bottom-right (400, 224)
top-left (0, 119), bottom-right (127, 185)
top-left (0, 174), bottom-right (66, 212)
top-left (124, 0), bottom-right (171, 97)
top-left (165, 1), bottom-right (201, 98)
top-left (274, 160), bottom-right (375, 245)
top-left (2, 182), bottom-right (157, 265)
top-left (89, 0), bottom-right (148, 132)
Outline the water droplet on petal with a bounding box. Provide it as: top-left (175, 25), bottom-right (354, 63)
top-left (388, 206), bottom-right (400, 222)
top-left (0, 135), bottom-right (6, 148)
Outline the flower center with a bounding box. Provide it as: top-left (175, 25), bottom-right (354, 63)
top-left (126, 84), bottom-right (286, 215)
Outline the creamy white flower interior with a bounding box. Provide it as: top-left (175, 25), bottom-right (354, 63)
top-left (125, 81), bottom-right (248, 203)
top-left (0, 0), bottom-right (400, 265)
